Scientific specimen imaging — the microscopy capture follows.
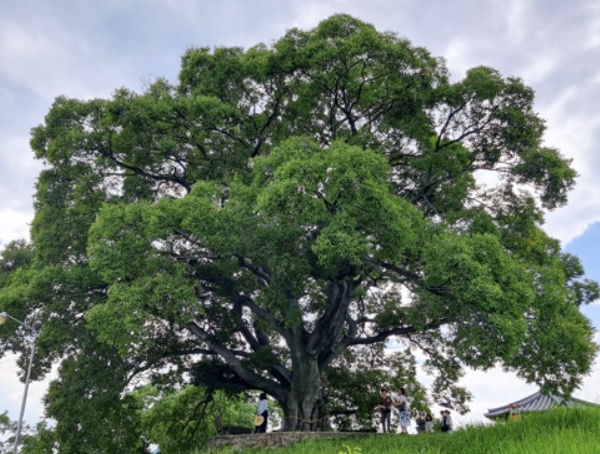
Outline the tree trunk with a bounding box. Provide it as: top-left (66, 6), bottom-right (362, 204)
top-left (280, 357), bottom-right (329, 431)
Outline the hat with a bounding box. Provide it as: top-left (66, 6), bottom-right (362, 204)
top-left (439, 402), bottom-right (455, 410)
top-left (254, 415), bottom-right (265, 426)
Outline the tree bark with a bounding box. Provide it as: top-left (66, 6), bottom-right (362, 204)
top-left (280, 355), bottom-right (329, 431)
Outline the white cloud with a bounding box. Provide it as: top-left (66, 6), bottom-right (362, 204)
top-left (519, 52), bottom-right (560, 85)
top-left (583, 2), bottom-right (600, 49)
top-left (0, 209), bottom-right (33, 246)
top-left (443, 38), bottom-right (473, 81)
top-left (503, 0), bottom-right (531, 45)
top-left (450, 367), bottom-right (537, 426)
top-left (0, 355), bottom-right (50, 424)
top-left (578, 359), bottom-right (600, 403)
top-left (541, 84), bottom-right (600, 244)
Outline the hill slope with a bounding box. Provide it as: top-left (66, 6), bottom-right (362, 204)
top-left (213, 406), bottom-right (600, 454)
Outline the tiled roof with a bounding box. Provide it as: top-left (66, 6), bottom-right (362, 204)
top-left (484, 390), bottom-right (598, 419)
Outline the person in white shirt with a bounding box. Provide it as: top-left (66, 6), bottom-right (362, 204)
top-left (393, 387), bottom-right (410, 434)
top-left (425, 413), bottom-right (434, 433)
top-left (255, 393), bottom-right (269, 433)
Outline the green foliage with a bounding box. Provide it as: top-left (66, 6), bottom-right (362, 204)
top-left (138, 386), bottom-right (255, 454)
top-left (43, 347), bottom-right (144, 454)
top-left (338, 445), bottom-right (362, 454)
top-left (0, 414), bottom-right (55, 454)
top-left (4, 385), bottom-right (255, 454)
top-left (0, 411), bottom-right (15, 454)
top-left (19, 421), bottom-right (57, 454)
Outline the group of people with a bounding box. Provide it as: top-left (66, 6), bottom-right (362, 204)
top-left (415, 410), bottom-right (453, 433)
top-left (378, 388), bottom-right (411, 433)
top-left (255, 389), bottom-right (454, 434)
top-left (414, 413), bottom-right (435, 433)
top-left (379, 388), bottom-right (454, 434)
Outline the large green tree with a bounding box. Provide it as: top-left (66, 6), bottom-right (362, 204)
top-left (1, 14), bottom-right (598, 433)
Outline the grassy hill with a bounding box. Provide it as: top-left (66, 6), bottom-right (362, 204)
top-left (212, 406), bottom-right (600, 454)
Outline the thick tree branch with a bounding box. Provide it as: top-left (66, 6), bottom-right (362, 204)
top-left (100, 144), bottom-right (192, 193)
top-left (343, 317), bottom-right (449, 346)
top-left (186, 321), bottom-right (284, 400)
top-left (231, 301), bottom-right (292, 385)
top-left (233, 294), bottom-right (289, 339)
top-left (363, 257), bottom-right (455, 299)
top-left (237, 256), bottom-right (272, 286)
top-left (309, 280), bottom-right (357, 356)
top-left (435, 102), bottom-right (468, 150)
top-left (231, 301), bottom-right (262, 352)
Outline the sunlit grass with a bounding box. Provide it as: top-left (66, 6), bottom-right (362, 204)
top-left (208, 405), bottom-right (600, 454)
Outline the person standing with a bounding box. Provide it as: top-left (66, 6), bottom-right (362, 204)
top-left (394, 387), bottom-right (411, 434)
top-left (379, 388), bottom-right (393, 433)
top-left (415, 414), bottom-right (422, 433)
top-left (425, 413), bottom-right (434, 433)
top-left (255, 393), bottom-right (269, 433)
top-left (416, 413), bottom-right (426, 433)
top-left (440, 410), bottom-right (453, 433)
top-left (445, 410), bottom-right (453, 433)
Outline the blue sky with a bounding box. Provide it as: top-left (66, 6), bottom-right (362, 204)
top-left (565, 225), bottom-right (600, 374)
top-left (1, 0), bottom-right (600, 429)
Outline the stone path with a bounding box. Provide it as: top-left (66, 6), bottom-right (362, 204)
top-left (208, 431), bottom-right (370, 451)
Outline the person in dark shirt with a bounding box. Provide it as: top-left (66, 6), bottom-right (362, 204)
top-left (440, 410), bottom-right (453, 433)
top-left (379, 388), bottom-right (393, 433)
top-left (415, 414), bottom-right (426, 433)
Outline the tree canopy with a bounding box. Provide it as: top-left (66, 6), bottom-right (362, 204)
top-left (0, 14), bottom-right (598, 438)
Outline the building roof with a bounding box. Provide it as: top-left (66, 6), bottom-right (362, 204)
top-left (484, 390), bottom-right (598, 419)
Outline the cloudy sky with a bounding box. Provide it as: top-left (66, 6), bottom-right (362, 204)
top-left (1, 0), bottom-right (600, 429)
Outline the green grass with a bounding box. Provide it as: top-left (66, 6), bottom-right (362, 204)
top-left (212, 406), bottom-right (600, 454)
